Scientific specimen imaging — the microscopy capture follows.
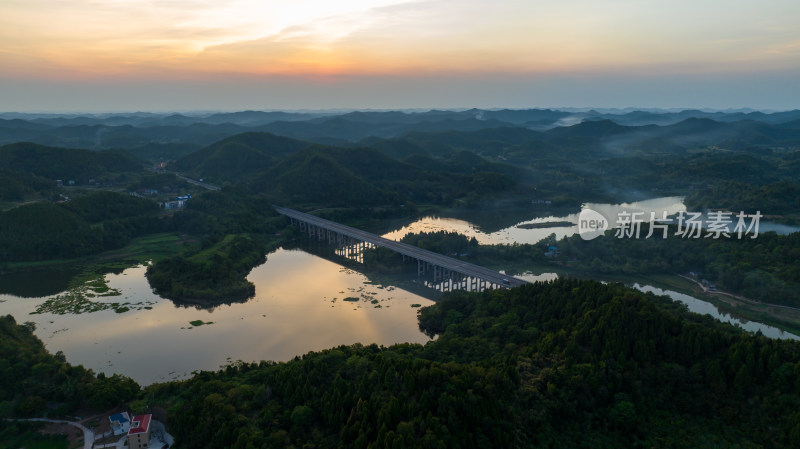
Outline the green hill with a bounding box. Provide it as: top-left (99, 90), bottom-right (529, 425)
top-left (0, 142), bottom-right (140, 183)
top-left (252, 147), bottom-right (398, 207)
top-left (367, 126), bottom-right (549, 160)
top-left (250, 146), bottom-right (516, 208)
top-left (148, 279), bottom-right (800, 448)
top-left (0, 315), bottom-right (139, 417)
top-left (62, 191), bottom-right (159, 223)
top-left (0, 193), bottom-right (162, 262)
top-left (0, 202), bottom-right (102, 261)
top-left (172, 132), bottom-right (310, 182)
top-left (0, 169), bottom-right (54, 201)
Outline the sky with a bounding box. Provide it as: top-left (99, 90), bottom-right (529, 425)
top-left (1, 0), bottom-right (798, 112)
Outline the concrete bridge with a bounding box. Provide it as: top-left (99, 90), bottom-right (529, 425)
top-left (274, 206), bottom-right (529, 292)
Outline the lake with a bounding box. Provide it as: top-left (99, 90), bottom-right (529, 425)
top-left (0, 248), bottom-right (433, 385)
top-left (632, 284), bottom-right (799, 341)
top-left (382, 196), bottom-right (800, 340)
top-left (382, 196), bottom-right (799, 244)
top-left (1, 196), bottom-right (797, 384)
top-left (382, 197), bottom-right (687, 244)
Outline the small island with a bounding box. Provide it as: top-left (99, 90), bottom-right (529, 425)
top-left (517, 221), bottom-right (575, 229)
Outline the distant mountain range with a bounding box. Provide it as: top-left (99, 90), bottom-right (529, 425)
top-left (3, 106), bottom-right (800, 217)
top-left (2, 108), bottom-right (799, 155)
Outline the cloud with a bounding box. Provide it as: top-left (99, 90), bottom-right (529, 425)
top-left (0, 0), bottom-right (798, 80)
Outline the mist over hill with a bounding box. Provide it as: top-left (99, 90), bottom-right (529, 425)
top-left (4, 107), bottom-right (800, 219)
top-left (2, 108), bottom-right (799, 155)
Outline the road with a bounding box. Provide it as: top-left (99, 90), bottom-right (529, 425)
top-left (274, 205), bottom-right (529, 288)
top-left (7, 418), bottom-right (94, 449)
top-left (172, 172), bottom-right (220, 191)
top-left (9, 416), bottom-right (174, 449)
top-left (678, 274), bottom-right (800, 312)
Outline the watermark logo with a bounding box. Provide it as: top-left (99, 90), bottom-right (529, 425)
top-left (578, 208), bottom-right (610, 240)
top-left (578, 208), bottom-right (762, 240)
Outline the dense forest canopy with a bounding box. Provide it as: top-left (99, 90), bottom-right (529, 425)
top-left (0, 191), bottom-right (163, 262)
top-left (0, 142), bottom-right (140, 183)
top-left (0, 315), bottom-right (139, 416)
top-left (143, 279), bottom-right (800, 448)
top-left (5, 279), bottom-right (800, 447)
top-left (2, 108), bottom-right (800, 447)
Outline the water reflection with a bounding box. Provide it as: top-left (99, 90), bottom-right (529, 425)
top-left (632, 284), bottom-right (799, 341)
top-left (384, 197), bottom-right (686, 245)
top-left (515, 272), bottom-right (559, 283)
top-left (383, 196), bottom-right (799, 245)
top-left (0, 249), bottom-right (434, 385)
top-left (0, 267), bottom-right (80, 298)
top-left (451, 271), bottom-right (798, 340)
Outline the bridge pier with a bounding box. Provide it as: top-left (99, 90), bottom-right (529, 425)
top-left (278, 206), bottom-right (526, 293)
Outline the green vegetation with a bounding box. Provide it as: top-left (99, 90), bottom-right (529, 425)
top-left (172, 132), bottom-right (310, 183)
top-left (145, 188), bottom-right (290, 305)
top-left (6, 113), bottom-right (797, 309)
top-left (0, 421), bottom-right (69, 449)
top-left (31, 276), bottom-right (122, 315)
top-left (0, 192), bottom-right (163, 263)
top-left (391, 227), bottom-right (800, 309)
top-left (1, 169), bottom-right (293, 306)
top-left (362, 231), bottom-right (478, 274)
top-left (127, 172), bottom-right (189, 192)
top-left (378, 229), bottom-right (800, 332)
top-left (550, 227), bottom-right (800, 307)
top-left (0, 233), bottom-right (186, 299)
top-left (93, 232), bottom-right (189, 265)
top-left (244, 145), bottom-right (516, 209)
top-left (28, 273), bottom-right (156, 316)
top-left (0, 169), bottom-right (54, 202)
top-left (62, 190), bottom-right (159, 223)
top-left (136, 279), bottom-right (800, 448)
top-left (147, 234), bottom-right (272, 304)
top-left (0, 202), bottom-right (104, 261)
top-left (686, 180), bottom-right (800, 222)
top-left (368, 118), bottom-right (800, 217)
top-left (400, 230), bottom-right (478, 255)
top-left (517, 221), bottom-right (573, 229)
top-left (189, 320), bottom-right (213, 327)
top-left (0, 142), bottom-right (140, 184)
top-left (0, 315), bottom-right (139, 417)
top-left (252, 147), bottom-right (401, 207)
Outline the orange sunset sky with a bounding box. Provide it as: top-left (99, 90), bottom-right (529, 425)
top-left (1, 0), bottom-right (798, 111)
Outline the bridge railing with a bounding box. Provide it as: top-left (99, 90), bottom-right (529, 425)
top-left (274, 206), bottom-right (529, 291)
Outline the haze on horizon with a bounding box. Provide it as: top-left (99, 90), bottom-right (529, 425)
top-left (1, 0), bottom-right (798, 112)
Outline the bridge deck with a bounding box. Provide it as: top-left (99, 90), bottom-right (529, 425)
top-left (274, 206), bottom-right (529, 288)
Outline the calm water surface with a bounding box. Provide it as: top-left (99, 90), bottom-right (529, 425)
top-left (0, 248), bottom-right (433, 385)
top-left (2, 196), bottom-right (797, 384)
top-left (383, 196), bottom-right (799, 244)
top-left (633, 284), bottom-right (799, 341)
top-left (382, 196), bottom-right (799, 340)
top-left (492, 273), bottom-right (799, 341)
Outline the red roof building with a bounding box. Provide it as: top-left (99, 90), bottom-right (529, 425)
top-left (128, 414), bottom-right (152, 449)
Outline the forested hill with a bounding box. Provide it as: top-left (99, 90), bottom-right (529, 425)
top-left (244, 145), bottom-right (515, 208)
top-left (0, 191), bottom-right (161, 262)
top-left (3, 109), bottom-right (800, 151)
top-left (0, 142), bottom-right (141, 183)
top-left (146, 279), bottom-right (800, 448)
top-left (0, 315), bottom-right (139, 416)
top-left (171, 132), bottom-right (311, 183)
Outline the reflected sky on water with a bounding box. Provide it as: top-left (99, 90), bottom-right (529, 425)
top-left (0, 249), bottom-right (433, 385)
top-left (383, 196), bottom-right (798, 244)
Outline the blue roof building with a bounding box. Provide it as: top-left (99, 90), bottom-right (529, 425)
top-left (110, 412), bottom-right (131, 436)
